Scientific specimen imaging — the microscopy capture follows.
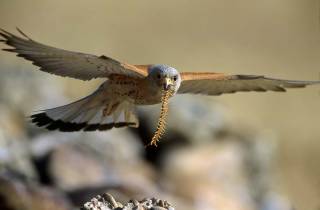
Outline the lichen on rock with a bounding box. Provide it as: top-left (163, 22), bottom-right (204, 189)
top-left (81, 193), bottom-right (174, 210)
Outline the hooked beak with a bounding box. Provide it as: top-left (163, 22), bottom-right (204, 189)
top-left (163, 77), bottom-right (173, 91)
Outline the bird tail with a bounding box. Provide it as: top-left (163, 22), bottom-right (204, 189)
top-left (30, 89), bottom-right (139, 132)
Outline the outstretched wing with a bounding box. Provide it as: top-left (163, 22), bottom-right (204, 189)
top-left (0, 28), bottom-right (148, 80)
top-left (178, 72), bottom-right (320, 95)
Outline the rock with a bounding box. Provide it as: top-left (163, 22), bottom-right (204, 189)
top-left (47, 130), bottom-right (154, 191)
top-left (162, 131), bottom-right (273, 210)
top-left (260, 192), bottom-right (292, 210)
top-left (40, 129), bottom-right (161, 207)
top-left (162, 139), bottom-right (269, 210)
top-left (49, 143), bottom-right (110, 191)
top-left (0, 104), bottom-right (38, 180)
top-left (0, 172), bottom-right (72, 210)
top-left (0, 66), bottom-right (70, 181)
top-left (81, 193), bottom-right (174, 210)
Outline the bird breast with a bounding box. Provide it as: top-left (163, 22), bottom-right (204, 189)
top-left (106, 75), bottom-right (171, 105)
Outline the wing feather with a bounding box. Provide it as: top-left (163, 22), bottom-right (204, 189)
top-left (0, 28), bottom-right (148, 80)
top-left (178, 72), bottom-right (320, 95)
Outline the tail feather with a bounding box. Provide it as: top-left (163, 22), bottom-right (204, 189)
top-left (30, 92), bottom-right (139, 132)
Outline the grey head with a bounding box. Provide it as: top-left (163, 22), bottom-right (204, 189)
top-left (148, 64), bottom-right (181, 93)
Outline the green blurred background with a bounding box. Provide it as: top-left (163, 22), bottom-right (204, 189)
top-left (0, 0), bottom-right (320, 209)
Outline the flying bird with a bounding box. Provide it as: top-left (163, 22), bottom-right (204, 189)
top-left (1, 28), bottom-right (319, 146)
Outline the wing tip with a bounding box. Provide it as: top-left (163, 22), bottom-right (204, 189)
top-left (0, 28), bottom-right (11, 36)
top-left (0, 27), bottom-right (33, 43)
top-left (16, 27), bottom-right (32, 40)
top-left (0, 32), bottom-right (10, 41)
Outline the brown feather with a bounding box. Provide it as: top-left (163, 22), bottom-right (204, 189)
top-left (178, 72), bottom-right (320, 95)
top-left (121, 63), bottom-right (149, 77)
top-left (0, 28), bottom-right (148, 80)
top-left (181, 72), bottom-right (227, 81)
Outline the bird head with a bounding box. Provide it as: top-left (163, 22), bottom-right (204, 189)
top-left (148, 64), bottom-right (181, 92)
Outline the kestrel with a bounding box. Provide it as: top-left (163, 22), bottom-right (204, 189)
top-left (1, 28), bottom-right (319, 146)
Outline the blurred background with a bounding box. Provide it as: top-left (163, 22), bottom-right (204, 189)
top-left (0, 0), bottom-right (319, 210)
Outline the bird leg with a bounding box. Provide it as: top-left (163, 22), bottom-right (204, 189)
top-left (148, 89), bottom-right (174, 147)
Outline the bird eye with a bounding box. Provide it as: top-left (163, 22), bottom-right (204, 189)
top-left (173, 76), bottom-right (177, 81)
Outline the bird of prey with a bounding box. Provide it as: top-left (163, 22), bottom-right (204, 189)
top-left (1, 28), bottom-right (319, 146)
